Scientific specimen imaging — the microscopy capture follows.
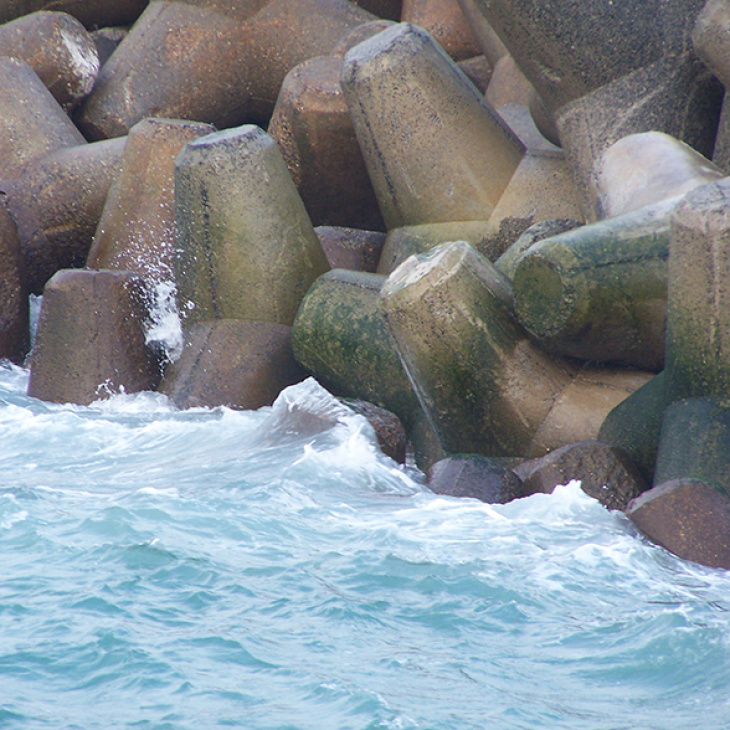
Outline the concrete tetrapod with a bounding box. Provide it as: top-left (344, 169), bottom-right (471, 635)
top-left (665, 177), bottom-right (730, 400)
top-left (0, 57), bottom-right (85, 180)
top-left (0, 201), bottom-right (28, 364)
top-left (87, 118), bottom-right (215, 286)
top-left (175, 125), bottom-right (330, 327)
top-left (2, 136), bottom-right (125, 295)
top-left (27, 269), bottom-right (160, 405)
top-left (466, 0), bottom-right (721, 218)
top-left (340, 22), bottom-right (524, 229)
top-left (268, 55), bottom-right (385, 232)
top-left (512, 200), bottom-right (675, 371)
top-left (75, 0), bottom-right (374, 139)
top-left (380, 241), bottom-right (575, 457)
top-left (290, 268), bottom-right (442, 468)
top-left (0, 11), bottom-right (99, 111)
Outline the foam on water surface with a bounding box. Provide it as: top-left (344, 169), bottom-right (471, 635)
top-left (1, 362), bottom-right (730, 729)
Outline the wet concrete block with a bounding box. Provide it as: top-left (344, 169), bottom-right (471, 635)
top-left (0, 201), bottom-right (28, 364)
top-left (341, 398), bottom-right (407, 463)
top-left (627, 478), bottom-right (730, 570)
top-left (428, 453), bottom-right (525, 504)
top-left (653, 397), bottom-right (730, 495)
top-left (515, 440), bottom-right (647, 512)
top-left (27, 269), bottom-right (160, 405)
top-left (159, 319), bottom-right (305, 411)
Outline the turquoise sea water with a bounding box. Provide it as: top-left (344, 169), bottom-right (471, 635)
top-left (1, 362), bottom-right (730, 729)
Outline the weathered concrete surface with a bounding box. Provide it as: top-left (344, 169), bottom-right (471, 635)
top-left (3, 137), bottom-right (125, 295)
top-left (315, 226), bottom-right (385, 273)
top-left (380, 241), bottom-right (575, 457)
top-left (341, 22), bottom-right (524, 229)
top-left (0, 57), bottom-right (85, 180)
top-left (175, 125), bottom-right (329, 327)
top-left (513, 201), bottom-right (674, 370)
top-left (27, 269), bottom-right (160, 405)
top-left (592, 132), bottom-right (723, 220)
top-left (268, 55), bottom-right (385, 232)
top-left (87, 118), bottom-right (214, 286)
top-left (342, 398), bottom-right (407, 463)
top-left (401, 0), bottom-right (480, 61)
top-left (76, 0), bottom-right (374, 139)
top-left (0, 201), bottom-right (28, 364)
top-left (628, 478), bottom-right (730, 569)
top-left (159, 319), bottom-right (305, 411)
top-left (666, 178), bottom-right (730, 401)
top-left (515, 440), bottom-right (647, 511)
top-left (653, 397), bottom-right (730, 495)
top-left (376, 220), bottom-right (498, 275)
top-left (598, 371), bottom-right (668, 485)
top-left (0, 11), bottom-right (99, 110)
top-left (428, 454), bottom-right (525, 504)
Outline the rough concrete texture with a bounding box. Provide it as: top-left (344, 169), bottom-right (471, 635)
top-left (76, 0), bottom-right (374, 139)
top-left (454, 0), bottom-right (508, 66)
top-left (666, 177), bottom-right (730, 400)
top-left (428, 454), bottom-right (525, 504)
top-left (159, 319), bottom-right (305, 411)
top-left (628, 478), bottom-right (730, 569)
top-left (175, 125), bottom-right (330, 327)
top-left (484, 55), bottom-right (533, 109)
top-left (268, 55), bottom-right (385, 232)
top-left (291, 269), bottom-right (422, 430)
top-left (332, 19), bottom-right (396, 56)
top-left (341, 22), bottom-right (524, 229)
top-left (315, 226), bottom-right (385, 273)
top-left (693, 0), bottom-right (730, 88)
top-left (468, 0), bottom-right (709, 111)
top-left (515, 440), bottom-right (648, 512)
top-left (593, 132), bottom-right (724, 221)
top-left (554, 56), bottom-right (722, 219)
top-left (0, 0), bottom-right (148, 28)
top-left (87, 118), bottom-right (214, 287)
top-left (0, 201), bottom-right (28, 364)
top-left (0, 11), bottom-right (99, 110)
top-left (456, 54), bottom-right (492, 94)
top-left (494, 218), bottom-right (582, 281)
top-left (653, 397), bottom-right (730, 495)
top-left (527, 366), bottom-right (653, 457)
top-left (376, 220), bottom-right (499, 275)
top-left (487, 146), bottom-right (584, 251)
top-left (401, 0), bottom-right (480, 61)
top-left (513, 200), bottom-right (674, 371)
top-left (380, 241), bottom-right (575, 457)
top-left (0, 57), bottom-right (85, 179)
top-left (27, 269), bottom-right (160, 405)
top-left (598, 371), bottom-right (668, 485)
top-left (3, 137), bottom-right (125, 295)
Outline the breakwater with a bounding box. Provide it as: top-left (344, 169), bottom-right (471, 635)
top-left (0, 0), bottom-right (730, 570)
